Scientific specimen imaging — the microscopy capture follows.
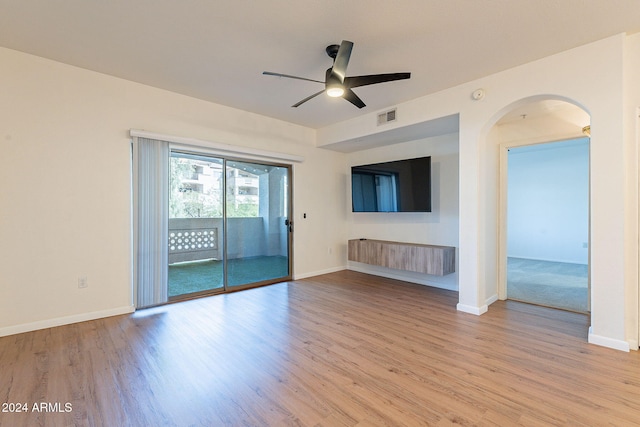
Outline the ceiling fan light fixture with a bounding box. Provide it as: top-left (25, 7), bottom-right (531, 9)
top-left (326, 85), bottom-right (344, 97)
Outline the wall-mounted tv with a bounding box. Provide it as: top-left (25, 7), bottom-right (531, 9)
top-left (351, 156), bottom-right (431, 212)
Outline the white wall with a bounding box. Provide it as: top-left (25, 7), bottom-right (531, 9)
top-left (346, 133), bottom-right (459, 290)
top-left (507, 138), bottom-right (589, 264)
top-left (319, 34), bottom-right (637, 351)
top-left (0, 47), bottom-right (346, 335)
top-left (623, 32), bottom-right (640, 350)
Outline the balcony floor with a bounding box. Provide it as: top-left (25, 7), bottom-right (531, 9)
top-left (168, 255), bottom-right (288, 297)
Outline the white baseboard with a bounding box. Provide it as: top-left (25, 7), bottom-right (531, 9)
top-left (588, 326), bottom-right (630, 352)
top-left (455, 293), bottom-right (497, 316)
top-left (0, 305), bottom-right (135, 338)
top-left (485, 294), bottom-right (499, 306)
top-left (507, 255), bottom-right (588, 265)
top-left (294, 266), bottom-right (346, 280)
top-left (456, 303), bottom-right (488, 315)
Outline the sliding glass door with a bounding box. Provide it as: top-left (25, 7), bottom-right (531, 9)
top-left (225, 160), bottom-right (290, 289)
top-left (168, 152), bottom-right (225, 298)
top-left (168, 151), bottom-right (291, 299)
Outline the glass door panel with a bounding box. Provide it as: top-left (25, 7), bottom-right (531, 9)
top-left (168, 152), bottom-right (225, 298)
top-left (225, 160), bottom-right (291, 288)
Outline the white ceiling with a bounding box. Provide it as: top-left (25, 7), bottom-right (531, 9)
top-left (495, 99), bottom-right (591, 144)
top-left (1, 0), bottom-right (639, 129)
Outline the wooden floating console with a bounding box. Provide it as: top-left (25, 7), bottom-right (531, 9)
top-left (348, 239), bottom-right (455, 276)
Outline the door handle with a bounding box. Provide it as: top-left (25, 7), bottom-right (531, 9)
top-left (284, 218), bottom-right (293, 232)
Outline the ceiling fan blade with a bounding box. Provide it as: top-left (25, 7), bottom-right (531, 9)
top-left (263, 71), bottom-right (324, 84)
top-left (330, 40), bottom-right (353, 83)
top-left (343, 88), bottom-right (366, 109)
top-left (292, 90), bottom-right (325, 107)
top-left (345, 72), bottom-right (411, 88)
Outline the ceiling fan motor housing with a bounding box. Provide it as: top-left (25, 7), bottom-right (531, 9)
top-left (326, 44), bottom-right (340, 59)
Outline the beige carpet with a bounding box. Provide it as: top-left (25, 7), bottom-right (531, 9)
top-left (507, 257), bottom-right (589, 313)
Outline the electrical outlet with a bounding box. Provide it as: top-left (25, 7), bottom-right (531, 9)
top-left (78, 276), bottom-right (88, 289)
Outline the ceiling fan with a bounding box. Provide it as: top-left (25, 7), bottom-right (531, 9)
top-left (263, 40), bottom-right (411, 109)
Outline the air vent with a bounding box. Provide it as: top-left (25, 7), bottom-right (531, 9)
top-left (377, 108), bottom-right (397, 126)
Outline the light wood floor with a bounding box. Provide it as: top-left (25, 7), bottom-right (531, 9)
top-left (2, 270), bottom-right (640, 426)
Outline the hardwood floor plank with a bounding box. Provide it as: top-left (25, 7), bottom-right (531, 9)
top-left (1, 270), bottom-right (640, 426)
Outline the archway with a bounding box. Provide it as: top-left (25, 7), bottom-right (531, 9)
top-left (480, 96), bottom-right (590, 311)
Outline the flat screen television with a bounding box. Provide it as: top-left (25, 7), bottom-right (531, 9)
top-left (351, 156), bottom-right (431, 212)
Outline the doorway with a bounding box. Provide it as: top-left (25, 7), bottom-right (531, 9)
top-left (505, 138), bottom-right (590, 312)
top-left (168, 151), bottom-right (292, 300)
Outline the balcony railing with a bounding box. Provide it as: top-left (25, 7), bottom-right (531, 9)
top-left (168, 218), bottom-right (220, 264)
top-left (168, 216), bottom-right (287, 264)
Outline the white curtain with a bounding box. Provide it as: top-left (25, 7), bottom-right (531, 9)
top-left (132, 137), bottom-right (169, 308)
